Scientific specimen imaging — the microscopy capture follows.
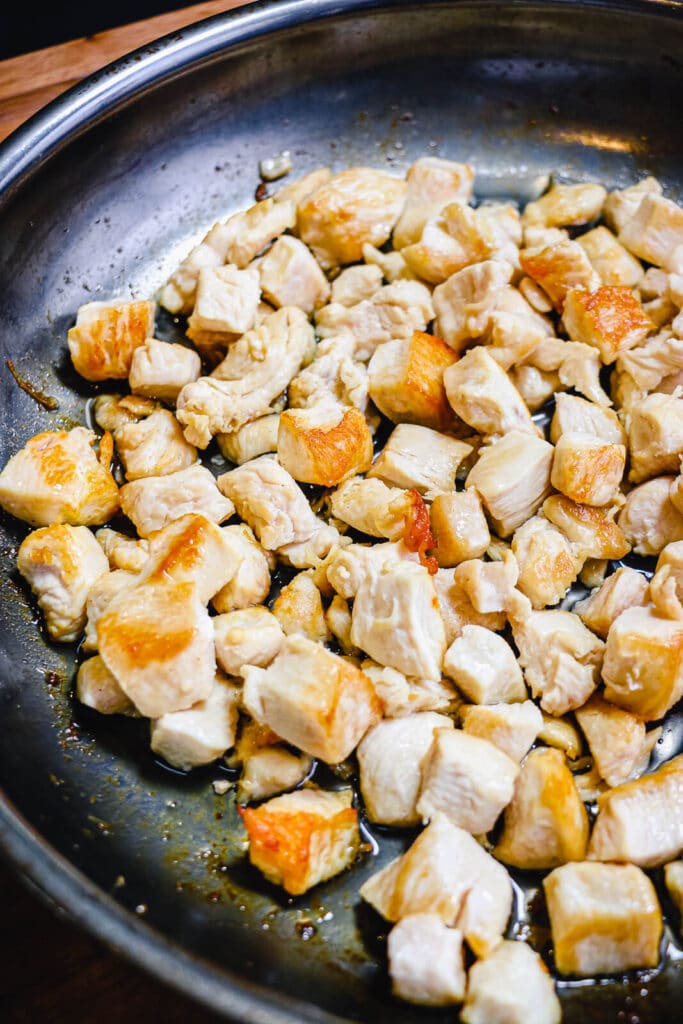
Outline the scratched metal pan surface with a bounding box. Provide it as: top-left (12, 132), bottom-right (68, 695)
top-left (1, 0), bottom-right (683, 1020)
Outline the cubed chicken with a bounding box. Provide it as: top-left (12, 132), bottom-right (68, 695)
top-left (114, 408), bottom-right (197, 481)
top-left (359, 814), bottom-right (512, 957)
top-left (257, 235), bottom-right (330, 313)
top-left (443, 625), bottom-right (526, 703)
top-left (537, 712), bottom-right (583, 760)
top-left (453, 553), bottom-right (520, 616)
top-left (510, 365), bottom-right (560, 411)
top-left (277, 405), bottom-right (373, 486)
top-left (664, 862), bottom-right (683, 926)
top-left (362, 660), bottom-right (459, 719)
top-left (602, 604), bottom-right (683, 720)
top-left (76, 654), bottom-right (135, 715)
top-left (0, 427), bottom-right (119, 528)
top-left (574, 565), bottom-right (649, 639)
top-left (328, 476), bottom-right (409, 540)
top-left (485, 310), bottom-right (548, 371)
top-left (512, 609), bottom-right (604, 715)
top-left (368, 330), bottom-right (458, 431)
top-left (187, 264), bottom-right (260, 337)
top-left (520, 239), bottom-right (600, 310)
top-left (150, 673), bottom-right (240, 771)
top-left (367, 423), bottom-right (472, 500)
top-left (236, 746), bottom-right (312, 804)
top-left (430, 491), bottom-right (491, 567)
top-left (617, 475), bottom-right (683, 556)
top-left (17, 524), bottom-right (110, 642)
top-left (542, 494), bottom-right (630, 561)
top-left (544, 861), bottom-right (663, 975)
top-left (656, 540), bottom-right (683, 601)
top-left (461, 700), bottom-right (542, 762)
top-left (401, 203), bottom-right (494, 284)
top-left (494, 747), bottom-right (589, 869)
top-left (603, 176), bottom-right (663, 234)
top-left (82, 568), bottom-right (137, 652)
top-left (362, 241), bottom-right (413, 282)
top-left (466, 430), bottom-right (554, 537)
top-left (325, 539), bottom-right (420, 599)
top-left (433, 568), bottom-right (507, 645)
top-left (550, 432), bottom-right (626, 507)
top-left (522, 181), bottom-right (606, 229)
top-left (324, 595), bottom-right (357, 655)
top-left (443, 346), bottom-right (537, 438)
top-left (213, 606), bottom-right (284, 675)
top-left (138, 513), bottom-right (239, 603)
top-left (576, 225), bottom-right (644, 286)
top-left (211, 523), bottom-right (273, 614)
top-left (216, 414), bottom-right (280, 465)
top-left (67, 298), bottom-right (155, 381)
top-left (463, 943), bottom-right (561, 1024)
top-left (330, 263), bottom-right (383, 305)
top-left (432, 260), bottom-right (513, 352)
top-left (525, 335), bottom-right (611, 407)
top-left (562, 286), bottom-right (652, 365)
top-left (297, 167), bottom-right (407, 268)
top-left (93, 392), bottom-right (159, 433)
top-left (271, 572), bottom-right (330, 644)
top-left (549, 392), bottom-right (625, 446)
top-left (97, 579), bottom-right (215, 717)
top-left (289, 333), bottom-right (368, 412)
top-left (128, 338), bottom-right (201, 403)
top-left (119, 464), bottom-right (234, 538)
top-left (628, 391), bottom-right (683, 483)
top-left (275, 165), bottom-right (331, 206)
top-left (619, 193), bottom-right (683, 272)
top-left (358, 712), bottom-right (454, 826)
top-left (416, 728), bottom-right (519, 835)
top-left (617, 328), bottom-right (683, 396)
top-left (350, 561), bottom-right (446, 681)
top-left (242, 634), bottom-right (380, 762)
top-left (240, 787), bottom-right (359, 895)
top-left (392, 157), bottom-right (474, 249)
top-left (387, 915), bottom-right (466, 1007)
top-left (575, 693), bottom-right (655, 787)
top-left (512, 515), bottom-right (581, 609)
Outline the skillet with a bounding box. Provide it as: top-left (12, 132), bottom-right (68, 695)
top-left (1, 1), bottom-right (683, 1020)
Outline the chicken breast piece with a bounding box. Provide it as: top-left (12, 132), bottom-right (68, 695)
top-left (402, 204), bottom-right (494, 284)
top-left (549, 392), bottom-right (625, 446)
top-left (519, 239), bottom-right (600, 311)
top-left (512, 515), bottom-right (581, 609)
top-left (430, 491), bottom-right (491, 567)
top-left (211, 524), bottom-right (273, 613)
top-left (362, 241), bottom-right (413, 283)
top-left (138, 513), bottom-right (239, 604)
top-left (67, 299), bottom-right (155, 382)
top-left (128, 338), bottom-right (201, 403)
top-left (433, 568), bottom-right (507, 645)
top-left (387, 915), bottom-right (466, 1007)
top-left (271, 572), bottom-right (331, 644)
top-left (574, 565), bottom-right (649, 639)
top-left (453, 553), bottom-right (521, 616)
top-left (17, 524), bottom-right (110, 642)
top-left (114, 408), bottom-right (197, 481)
top-left (216, 414), bottom-right (280, 465)
top-left (350, 561), bottom-right (446, 681)
top-left (328, 476), bottom-right (408, 540)
top-left (494, 747), bottom-right (589, 870)
top-left (258, 235), bottom-right (330, 313)
top-left (664, 861), bottom-right (683, 927)
top-left (603, 176), bottom-right (663, 234)
top-left (512, 609), bottom-right (604, 716)
top-left (367, 423), bottom-right (472, 500)
top-left (544, 861), bottom-right (663, 976)
top-left (92, 393), bottom-right (160, 434)
top-left (236, 746), bottom-right (312, 804)
top-left (551, 432), bottom-right (626, 507)
top-left (97, 579), bottom-right (215, 717)
top-left (289, 333), bottom-right (368, 413)
top-left (432, 259), bottom-right (513, 352)
top-left (443, 625), bottom-right (526, 703)
top-left (417, 728), bottom-right (519, 835)
top-left (330, 263), bottom-right (383, 306)
top-left (575, 693), bottom-right (655, 787)
top-left (361, 661), bottom-right (459, 719)
top-left (242, 634), bottom-right (380, 762)
top-left (443, 346), bottom-right (537, 438)
top-left (325, 538), bottom-right (419, 599)
top-left (524, 335), bottom-right (611, 406)
top-left (82, 568), bottom-right (137, 652)
top-left (368, 330), bottom-right (458, 431)
top-left (150, 673), bottom-right (239, 771)
top-left (485, 310), bottom-right (547, 371)
top-left (277, 405), bottom-right (373, 486)
top-left (393, 157), bottom-right (474, 249)
top-left (563, 285), bottom-right (652, 365)
top-left (119, 464), bottom-right (234, 538)
top-left (576, 225), bottom-right (644, 286)
top-left (359, 814), bottom-right (512, 958)
top-left (0, 427), bottom-right (119, 528)
top-left (619, 192), bottom-right (683, 272)
top-left (466, 430), bottom-right (554, 537)
top-left (522, 181), bottom-right (606, 229)
top-left (542, 494), bottom-right (630, 561)
top-left (297, 167), bottom-right (407, 268)
top-left (188, 264), bottom-right (260, 336)
top-left (618, 475), bottom-right (683, 556)
top-left (656, 540), bottom-right (683, 601)
top-left (77, 655), bottom-right (136, 716)
top-left (462, 940), bottom-right (561, 1024)
top-left (628, 391), bottom-right (683, 483)
top-left (213, 606), bottom-right (283, 676)
top-left (461, 700), bottom-right (542, 762)
top-left (602, 603), bottom-right (683, 721)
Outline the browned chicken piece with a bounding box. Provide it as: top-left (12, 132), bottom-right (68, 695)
top-left (328, 476), bottom-right (409, 540)
top-left (574, 565), bottom-right (649, 639)
top-left (17, 524), bottom-right (109, 642)
top-left (297, 167), bottom-right (407, 268)
top-left (519, 274), bottom-right (555, 313)
top-left (416, 728), bottom-right (519, 834)
top-left (432, 259), bottom-right (514, 352)
top-left (138, 513), bottom-right (239, 604)
top-left (656, 540), bottom-right (683, 601)
top-left (213, 606), bottom-right (283, 676)
top-left (187, 264), bottom-right (260, 337)
top-left (76, 655), bottom-right (135, 715)
top-left (274, 166), bottom-right (331, 206)
top-left (512, 609), bottom-right (604, 715)
top-left (271, 571), bottom-right (331, 644)
top-left (392, 157), bottom-right (474, 249)
top-left (257, 235), bottom-right (330, 313)
top-left (462, 940), bottom-right (561, 1024)
top-left (351, 561), bottom-right (446, 681)
top-left (523, 224), bottom-right (568, 249)
top-left (324, 595), bottom-right (358, 655)
top-left (176, 307), bottom-right (314, 447)
top-left (549, 392), bottom-right (625, 446)
top-left (92, 392), bottom-right (160, 433)
top-left (543, 861), bottom-right (663, 975)
top-left (443, 346), bottom-right (537, 438)
top-left (443, 625), bottom-right (526, 703)
top-left (617, 328), bottom-right (683, 397)
top-left (330, 263), bottom-right (383, 305)
top-left (236, 746), bottom-right (312, 804)
top-left (602, 603), bottom-right (683, 720)
top-left (509, 365), bottom-right (560, 411)
top-left (359, 814), bottom-right (512, 958)
top-left (368, 330), bottom-right (458, 431)
top-left (430, 491), bottom-right (491, 567)
top-left (664, 862), bottom-right (683, 927)
top-left (82, 568), bottom-right (138, 652)
top-left (579, 557), bottom-right (609, 588)
top-left (358, 713), bottom-right (454, 827)
top-left (67, 299), bottom-right (155, 381)
top-left (150, 674), bottom-right (240, 771)
top-left (628, 392), bottom-right (683, 483)
top-left (551, 432), bottom-right (626, 507)
top-left (617, 475), bottom-right (683, 556)
top-left (0, 427), bottom-right (119, 528)
top-left (97, 579), bottom-right (215, 717)
top-left (576, 225), bottom-right (644, 286)
top-left (277, 405), bottom-right (373, 486)
top-left (494, 747), bottom-right (589, 869)
top-left (387, 916), bottom-right (465, 1007)
top-left (240, 787), bottom-right (359, 895)
top-left (288, 334), bottom-right (368, 412)
top-left (216, 414), bottom-right (280, 465)
top-left (466, 430), bottom-right (554, 537)
top-left (362, 241), bottom-right (413, 283)
top-left (519, 239), bottom-right (600, 311)
top-left (588, 754), bottom-right (683, 865)
top-left (114, 408), bottom-right (197, 481)
top-left (242, 634), bottom-right (380, 762)
top-left (603, 175), bottom-right (663, 234)
top-left (542, 494), bottom-right (630, 561)
top-left (575, 693), bottom-right (656, 787)
top-left (367, 423), bottom-right (473, 500)
top-left (537, 713), bottom-right (583, 761)
top-left (512, 515), bottom-right (582, 609)
top-left (619, 193), bottom-right (683, 272)
top-left (128, 338), bottom-right (201, 403)
top-left (477, 202), bottom-right (524, 268)
top-left (522, 181), bottom-right (606, 229)
top-left (566, 286), bottom-right (651, 365)
top-left (461, 700), bottom-right (542, 762)
top-left (401, 203), bottom-right (494, 284)
top-left (484, 310), bottom-right (547, 371)
top-left (119, 464), bottom-right (234, 539)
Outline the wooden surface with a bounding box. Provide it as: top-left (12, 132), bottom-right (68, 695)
top-left (0, 8), bottom-right (252, 1020)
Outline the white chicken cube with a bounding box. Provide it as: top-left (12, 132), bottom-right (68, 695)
top-left (485, 310), bottom-right (548, 371)
top-left (576, 225), bottom-right (644, 286)
top-left (443, 625), bottom-right (526, 703)
top-left (512, 515), bottom-right (581, 609)
top-left (573, 565), bottom-right (649, 639)
top-left (430, 491), bottom-right (491, 567)
top-left (216, 414), bottom-right (280, 465)
top-left (82, 568), bottom-right (137, 652)
top-left (387, 915), bottom-right (466, 1007)
top-left (114, 408), bottom-right (197, 481)
top-left (277, 405), bottom-right (373, 486)
top-left (361, 660), bottom-right (459, 719)
top-left (522, 181), bottom-right (606, 229)
top-left (433, 568), bottom-right (507, 645)
top-left (138, 513), bottom-right (239, 603)
top-left (271, 571), bottom-right (330, 644)
top-left (236, 746), bottom-right (312, 804)
top-left (187, 264), bottom-right (260, 335)
top-left (150, 673), bottom-right (239, 771)
top-left (328, 476), bottom-right (409, 540)
top-left (128, 338), bottom-right (201, 403)
top-left (619, 193), bottom-right (683, 272)
top-left (656, 540), bottom-right (683, 601)
top-left (453, 554), bottom-right (521, 616)
top-left (603, 176), bottom-right (663, 234)
top-left (402, 204), bottom-right (494, 284)
top-left (628, 391), bottom-right (683, 483)
top-left (76, 655), bottom-right (135, 715)
top-left (367, 423), bottom-right (472, 500)
top-left (549, 392), bottom-right (625, 446)
top-left (460, 701), bottom-right (542, 762)
top-left (213, 606), bottom-right (283, 676)
top-left (325, 539), bottom-right (420, 600)
top-left (602, 604), bottom-right (683, 721)
top-left (575, 693), bottom-right (655, 787)
top-left (550, 432), bottom-right (626, 507)
top-left (617, 476), bottom-right (683, 556)
top-left (257, 235), bottom-right (330, 313)
top-left (466, 430), bottom-right (554, 537)
top-left (67, 298), bottom-right (155, 382)
top-left (519, 240), bottom-right (600, 310)
top-left (432, 260), bottom-right (513, 351)
top-left (119, 464), bottom-right (234, 538)
top-left (393, 157), bottom-right (474, 249)
top-left (368, 329), bottom-right (458, 432)
top-left (289, 333), bottom-right (368, 412)
top-left (211, 524), bottom-right (272, 614)
top-left (461, 940), bottom-right (561, 1024)
top-left (443, 346), bottom-right (537, 438)
top-left (330, 263), bottom-right (383, 305)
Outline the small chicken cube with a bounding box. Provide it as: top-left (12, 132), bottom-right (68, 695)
top-left (297, 167), bottom-right (407, 268)
top-left (213, 606), bottom-right (284, 676)
top-left (363, 241), bottom-right (413, 282)
top-left (443, 625), bottom-right (525, 703)
top-left (274, 166), bottom-right (331, 206)
top-left (271, 572), bottom-right (331, 644)
top-left (325, 539), bottom-right (420, 599)
top-left (664, 862), bottom-right (683, 926)
top-left (453, 553), bottom-right (520, 616)
top-left (82, 568), bottom-right (137, 652)
top-left (393, 157), bottom-right (474, 249)
top-left (602, 603), bottom-right (683, 721)
top-left (628, 391), bottom-right (683, 483)
top-left (150, 674), bottom-right (240, 771)
top-left (17, 524), bottom-right (109, 642)
top-left (549, 392), bottom-right (625, 445)
top-left (432, 260), bottom-right (514, 352)
top-left (367, 423), bottom-right (472, 500)
top-left (430, 491), bottom-right (490, 567)
top-left (562, 286), bottom-right (652, 365)
top-left (494, 748), bottom-right (589, 869)
top-left (617, 475), bottom-right (683, 556)
top-left (216, 414), bottom-right (280, 465)
top-left (466, 430), bottom-right (554, 537)
top-left (330, 263), bottom-right (383, 306)
top-left (67, 299), bottom-right (155, 381)
top-left (525, 335), bottom-right (611, 406)
top-left (603, 176), bottom-right (663, 234)
top-left (138, 513), bottom-right (238, 604)
top-left (575, 694), bottom-right (655, 787)
top-left (362, 661), bottom-right (459, 718)
top-left (76, 655), bottom-right (135, 715)
top-left (324, 595), bottom-right (357, 655)
top-left (128, 338), bottom-right (201, 403)
top-left (542, 494), bottom-right (630, 560)
top-left (242, 634), bottom-right (380, 762)
top-left (358, 713), bottom-right (454, 826)
top-left (387, 915), bottom-right (466, 1007)
top-left (257, 235), bottom-right (330, 313)
top-left (211, 524), bottom-right (273, 614)
top-left (520, 240), bottom-right (600, 310)
top-left (619, 193), bottom-right (683, 272)
top-left (656, 540), bottom-right (683, 601)
top-left (443, 346), bottom-right (537, 438)
top-left (289, 334), bottom-right (368, 412)
top-left (523, 181), bottom-right (606, 229)
top-left (576, 225), bottom-right (644, 287)
top-left (277, 405), bottom-right (373, 486)
top-left (485, 310), bottom-right (548, 371)
top-left (328, 476), bottom-right (409, 540)
top-left (551, 432), bottom-right (626, 507)
top-left (544, 861), bottom-right (663, 975)
top-left (114, 408), bottom-right (197, 481)
top-left (433, 568), bottom-right (507, 645)
top-left (93, 393), bottom-right (160, 433)
top-left (97, 580), bottom-right (215, 717)
top-left (240, 787), bottom-right (359, 895)
top-left (119, 464), bottom-right (234, 538)
top-left (368, 330), bottom-right (458, 431)
top-left (512, 515), bottom-right (581, 609)
top-left (462, 940), bottom-right (561, 1024)
top-left (401, 204), bottom-right (494, 284)
top-left (461, 700), bottom-right (542, 762)
top-left (188, 264), bottom-right (260, 336)
top-left (236, 746), bottom-right (312, 804)
top-left (574, 565), bottom-right (649, 639)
